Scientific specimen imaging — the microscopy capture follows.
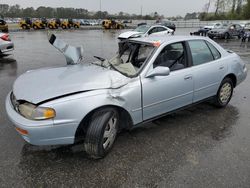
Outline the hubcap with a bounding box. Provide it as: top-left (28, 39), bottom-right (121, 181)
top-left (219, 83), bottom-right (232, 104)
top-left (103, 115), bottom-right (117, 150)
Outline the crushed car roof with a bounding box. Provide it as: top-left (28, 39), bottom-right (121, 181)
top-left (129, 35), bottom-right (209, 45)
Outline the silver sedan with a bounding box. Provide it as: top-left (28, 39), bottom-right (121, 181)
top-left (6, 35), bottom-right (247, 158)
top-left (0, 32), bottom-right (14, 55)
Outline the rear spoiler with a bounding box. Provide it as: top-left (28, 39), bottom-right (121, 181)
top-left (48, 33), bottom-right (83, 65)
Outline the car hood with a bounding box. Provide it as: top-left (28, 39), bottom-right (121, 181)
top-left (13, 63), bottom-right (129, 104)
top-left (118, 31), bottom-right (143, 39)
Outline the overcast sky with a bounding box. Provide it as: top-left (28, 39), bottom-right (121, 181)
top-left (3, 0), bottom-right (211, 16)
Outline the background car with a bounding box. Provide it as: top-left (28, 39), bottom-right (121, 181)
top-left (6, 35), bottom-right (247, 159)
top-left (118, 25), bottom-right (174, 40)
top-left (0, 19), bottom-right (8, 33)
top-left (208, 24), bottom-right (244, 39)
top-left (80, 19), bottom-right (90, 26)
top-left (0, 33), bottom-right (14, 55)
top-left (203, 22), bottom-right (223, 30)
top-left (156, 20), bottom-right (176, 31)
top-left (243, 23), bottom-right (250, 30)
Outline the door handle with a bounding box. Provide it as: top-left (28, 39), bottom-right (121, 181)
top-left (219, 66), bottom-right (224, 70)
top-left (184, 75), bottom-right (192, 80)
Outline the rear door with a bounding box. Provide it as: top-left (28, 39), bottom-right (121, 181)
top-left (188, 40), bottom-right (227, 102)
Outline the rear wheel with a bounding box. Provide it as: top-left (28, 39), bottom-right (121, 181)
top-left (84, 108), bottom-right (119, 159)
top-left (224, 32), bottom-right (230, 39)
top-left (33, 25), bottom-right (38, 30)
top-left (22, 25), bottom-right (27, 30)
top-left (213, 78), bottom-right (234, 108)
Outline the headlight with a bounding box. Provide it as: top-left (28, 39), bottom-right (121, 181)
top-left (18, 102), bottom-right (56, 120)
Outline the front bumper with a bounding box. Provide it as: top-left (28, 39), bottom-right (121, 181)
top-left (208, 33), bottom-right (225, 38)
top-left (5, 92), bottom-right (75, 145)
top-left (0, 41), bottom-right (14, 53)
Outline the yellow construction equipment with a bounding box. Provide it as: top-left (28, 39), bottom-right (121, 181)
top-left (0, 19), bottom-right (8, 32)
top-left (19, 18), bottom-right (46, 30)
top-left (102, 19), bottom-right (124, 29)
top-left (47, 19), bottom-right (61, 29)
top-left (68, 19), bottom-right (80, 28)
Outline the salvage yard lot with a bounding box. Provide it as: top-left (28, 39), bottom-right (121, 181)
top-left (0, 29), bottom-right (250, 187)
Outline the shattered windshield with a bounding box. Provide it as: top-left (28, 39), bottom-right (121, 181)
top-left (134, 25), bottom-right (151, 33)
top-left (92, 42), bottom-right (155, 77)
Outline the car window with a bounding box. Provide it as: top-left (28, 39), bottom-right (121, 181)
top-left (148, 27), bottom-right (158, 35)
top-left (157, 27), bottom-right (166, 32)
top-left (235, 24), bottom-right (242, 30)
top-left (188, 40), bottom-right (214, 66)
top-left (206, 41), bottom-right (221, 60)
top-left (153, 42), bottom-right (186, 71)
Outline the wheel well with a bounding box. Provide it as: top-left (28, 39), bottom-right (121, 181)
top-left (224, 74), bottom-right (237, 87)
top-left (74, 105), bottom-right (133, 143)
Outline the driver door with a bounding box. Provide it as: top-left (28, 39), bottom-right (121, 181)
top-left (141, 42), bottom-right (194, 120)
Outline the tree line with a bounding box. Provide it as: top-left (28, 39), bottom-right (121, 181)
top-left (0, 4), bottom-right (158, 20)
top-left (199, 0), bottom-right (250, 20)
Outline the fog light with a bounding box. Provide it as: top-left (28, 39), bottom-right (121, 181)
top-left (15, 127), bottom-right (28, 135)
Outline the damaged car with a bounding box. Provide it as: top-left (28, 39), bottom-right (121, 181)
top-left (207, 23), bottom-right (244, 39)
top-left (6, 34), bottom-right (247, 158)
top-left (0, 33), bottom-right (14, 55)
top-left (118, 24), bottom-right (174, 40)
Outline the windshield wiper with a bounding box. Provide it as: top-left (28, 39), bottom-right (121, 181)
top-left (94, 56), bottom-right (105, 62)
top-left (93, 55), bottom-right (114, 69)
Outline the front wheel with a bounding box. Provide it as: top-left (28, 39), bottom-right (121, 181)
top-left (84, 108), bottom-right (119, 159)
top-left (213, 78), bottom-right (234, 108)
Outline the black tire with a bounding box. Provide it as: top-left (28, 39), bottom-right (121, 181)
top-left (33, 25), bottom-right (38, 30)
top-left (84, 108), bottom-right (119, 159)
top-left (224, 32), bottom-right (230, 39)
top-left (22, 25), bottom-right (27, 30)
top-left (208, 35), bottom-right (214, 39)
top-left (213, 78), bottom-right (234, 108)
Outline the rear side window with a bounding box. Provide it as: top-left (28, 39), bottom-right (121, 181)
top-left (206, 41), bottom-right (221, 60)
top-left (188, 40), bottom-right (214, 66)
top-left (157, 27), bottom-right (166, 32)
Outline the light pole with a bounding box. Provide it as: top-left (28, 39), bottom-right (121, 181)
top-left (100, 0), bottom-right (102, 19)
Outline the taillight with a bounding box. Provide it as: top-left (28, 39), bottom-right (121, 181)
top-left (0, 34), bottom-right (11, 41)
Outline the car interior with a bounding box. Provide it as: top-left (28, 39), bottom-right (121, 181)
top-left (153, 42), bottom-right (186, 71)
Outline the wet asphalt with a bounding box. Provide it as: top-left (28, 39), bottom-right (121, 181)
top-left (0, 29), bottom-right (250, 187)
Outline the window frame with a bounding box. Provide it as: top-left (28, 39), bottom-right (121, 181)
top-left (205, 41), bottom-right (221, 61)
top-left (153, 41), bottom-right (191, 72)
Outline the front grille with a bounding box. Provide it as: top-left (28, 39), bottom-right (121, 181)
top-left (7, 46), bottom-right (13, 50)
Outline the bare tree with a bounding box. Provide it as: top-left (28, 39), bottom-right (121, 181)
top-left (231, 0), bottom-right (236, 13)
top-left (236, 0), bottom-right (243, 14)
top-left (203, 0), bottom-right (212, 13)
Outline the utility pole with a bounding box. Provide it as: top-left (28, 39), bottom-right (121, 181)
top-left (100, 0), bottom-right (102, 19)
top-left (141, 5), bottom-right (143, 18)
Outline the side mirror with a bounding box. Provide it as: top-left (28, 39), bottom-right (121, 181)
top-left (146, 66), bottom-right (170, 78)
